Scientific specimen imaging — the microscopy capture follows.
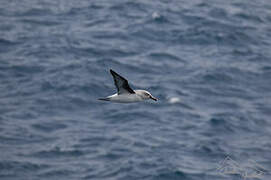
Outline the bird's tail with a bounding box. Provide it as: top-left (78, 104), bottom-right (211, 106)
top-left (98, 97), bottom-right (110, 101)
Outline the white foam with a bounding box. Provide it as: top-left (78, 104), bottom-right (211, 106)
top-left (152, 12), bottom-right (161, 19)
top-left (168, 97), bottom-right (181, 104)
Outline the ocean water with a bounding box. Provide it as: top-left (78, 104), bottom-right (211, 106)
top-left (0, 0), bottom-right (271, 179)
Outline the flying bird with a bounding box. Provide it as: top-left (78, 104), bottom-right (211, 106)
top-left (99, 69), bottom-right (157, 103)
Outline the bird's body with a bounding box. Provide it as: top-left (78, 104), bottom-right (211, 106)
top-left (99, 70), bottom-right (157, 103)
top-left (100, 90), bottom-right (152, 103)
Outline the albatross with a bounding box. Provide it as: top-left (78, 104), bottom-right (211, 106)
top-left (98, 69), bottom-right (157, 103)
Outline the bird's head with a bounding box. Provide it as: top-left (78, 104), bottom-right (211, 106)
top-left (138, 90), bottom-right (158, 101)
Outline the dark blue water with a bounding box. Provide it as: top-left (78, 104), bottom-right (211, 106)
top-left (1, 0), bottom-right (271, 179)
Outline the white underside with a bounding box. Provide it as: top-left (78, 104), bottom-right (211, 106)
top-left (107, 93), bottom-right (143, 103)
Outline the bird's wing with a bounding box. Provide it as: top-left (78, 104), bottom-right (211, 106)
top-left (110, 69), bottom-right (135, 94)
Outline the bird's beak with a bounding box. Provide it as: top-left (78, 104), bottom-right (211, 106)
top-left (150, 96), bottom-right (158, 101)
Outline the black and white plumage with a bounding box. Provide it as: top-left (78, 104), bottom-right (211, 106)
top-left (110, 69), bottom-right (135, 94)
top-left (99, 69), bottom-right (157, 103)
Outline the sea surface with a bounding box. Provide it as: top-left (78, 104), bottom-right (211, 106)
top-left (0, 0), bottom-right (271, 180)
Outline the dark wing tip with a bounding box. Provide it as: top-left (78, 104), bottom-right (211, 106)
top-left (110, 69), bottom-right (122, 79)
top-left (98, 97), bottom-right (110, 101)
top-left (110, 69), bottom-right (115, 75)
top-left (110, 69), bottom-right (119, 77)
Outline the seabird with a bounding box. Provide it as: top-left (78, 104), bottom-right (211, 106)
top-left (99, 69), bottom-right (158, 103)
